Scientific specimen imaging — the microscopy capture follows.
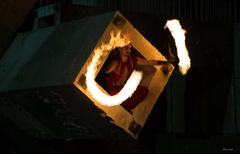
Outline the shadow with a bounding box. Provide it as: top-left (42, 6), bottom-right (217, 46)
top-left (182, 21), bottom-right (234, 135)
top-left (185, 68), bottom-right (232, 135)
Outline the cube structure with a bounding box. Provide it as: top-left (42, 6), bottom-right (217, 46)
top-left (0, 11), bottom-right (174, 138)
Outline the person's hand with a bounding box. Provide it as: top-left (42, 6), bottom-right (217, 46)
top-left (156, 60), bottom-right (169, 65)
top-left (134, 65), bottom-right (143, 71)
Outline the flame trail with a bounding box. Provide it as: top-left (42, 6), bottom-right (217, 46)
top-left (85, 31), bottom-right (143, 106)
top-left (165, 19), bottom-right (191, 75)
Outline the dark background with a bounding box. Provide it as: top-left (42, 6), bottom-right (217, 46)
top-left (0, 0), bottom-right (239, 153)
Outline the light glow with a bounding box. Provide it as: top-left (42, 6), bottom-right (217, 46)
top-left (85, 31), bottom-right (143, 106)
top-left (165, 19), bottom-right (191, 75)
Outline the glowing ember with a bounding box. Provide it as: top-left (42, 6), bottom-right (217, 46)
top-left (164, 19), bottom-right (191, 75)
top-left (85, 31), bottom-right (143, 106)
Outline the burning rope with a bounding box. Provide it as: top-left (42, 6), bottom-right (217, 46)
top-left (164, 19), bottom-right (191, 75)
top-left (85, 31), bottom-right (143, 106)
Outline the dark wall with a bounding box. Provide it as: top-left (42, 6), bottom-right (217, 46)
top-left (68, 0), bottom-right (240, 23)
top-left (0, 0), bottom-right (36, 57)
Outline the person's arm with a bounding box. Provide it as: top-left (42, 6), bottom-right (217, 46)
top-left (105, 61), bottom-right (118, 73)
top-left (136, 57), bottom-right (169, 66)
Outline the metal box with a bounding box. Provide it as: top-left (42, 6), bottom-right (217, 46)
top-left (0, 11), bottom-right (173, 138)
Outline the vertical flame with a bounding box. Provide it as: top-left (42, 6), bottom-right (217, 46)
top-left (85, 31), bottom-right (143, 106)
top-left (165, 19), bottom-right (191, 75)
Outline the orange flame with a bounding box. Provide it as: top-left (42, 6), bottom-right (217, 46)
top-left (165, 19), bottom-right (191, 75)
top-left (85, 31), bottom-right (143, 106)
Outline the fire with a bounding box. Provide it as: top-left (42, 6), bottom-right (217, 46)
top-left (164, 19), bottom-right (191, 75)
top-left (85, 31), bottom-right (143, 106)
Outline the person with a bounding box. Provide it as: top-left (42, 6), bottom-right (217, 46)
top-left (104, 43), bottom-right (168, 111)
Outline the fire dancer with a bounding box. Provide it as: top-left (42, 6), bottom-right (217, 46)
top-left (104, 43), bottom-right (168, 111)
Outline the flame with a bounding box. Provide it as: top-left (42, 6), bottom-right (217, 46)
top-left (85, 31), bottom-right (143, 106)
top-left (164, 19), bottom-right (191, 75)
